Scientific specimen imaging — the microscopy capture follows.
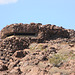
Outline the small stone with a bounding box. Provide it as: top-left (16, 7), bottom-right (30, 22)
top-left (50, 47), bottom-right (55, 49)
top-left (14, 50), bottom-right (26, 58)
top-left (9, 67), bottom-right (22, 74)
top-left (26, 67), bottom-right (40, 75)
top-left (0, 64), bottom-right (8, 71)
top-left (70, 73), bottom-right (75, 75)
top-left (53, 73), bottom-right (61, 75)
top-left (69, 44), bottom-right (74, 47)
top-left (5, 58), bottom-right (9, 62)
top-left (1, 57), bottom-right (5, 60)
top-left (42, 45), bottom-right (48, 49)
top-left (8, 60), bottom-right (20, 70)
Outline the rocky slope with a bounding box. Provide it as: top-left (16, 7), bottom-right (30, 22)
top-left (0, 23), bottom-right (75, 75)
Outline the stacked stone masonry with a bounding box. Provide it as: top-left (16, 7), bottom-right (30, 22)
top-left (1, 23), bottom-right (69, 39)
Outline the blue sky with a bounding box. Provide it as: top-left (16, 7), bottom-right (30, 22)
top-left (0, 0), bottom-right (75, 30)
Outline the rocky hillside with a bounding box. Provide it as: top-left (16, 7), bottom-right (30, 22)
top-left (0, 23), bottom-right (75, 75)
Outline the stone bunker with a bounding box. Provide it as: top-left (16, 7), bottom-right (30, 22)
top-left (1, 22), bottom-right (69, 40)
top-left (1, 23), bottom-right (39, 39)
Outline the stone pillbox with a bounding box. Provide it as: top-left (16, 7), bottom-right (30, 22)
top-left (1, 23), bottom-right (69, 40)
top-left (1, 23), bottom-right (41, 39)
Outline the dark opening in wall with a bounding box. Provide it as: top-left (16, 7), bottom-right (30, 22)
top-left (6, 33), bottom-right (37, 37)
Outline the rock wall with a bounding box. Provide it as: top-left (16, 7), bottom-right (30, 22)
top-left (0, 37), bottom-right (30, 64)
top-left (0, 37), bottom-right (30, 52)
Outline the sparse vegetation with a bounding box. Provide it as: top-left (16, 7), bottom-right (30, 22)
top-left (29, 43), bottom-right (48, 51)
top-left (29, 43), bottom-right (37, 50)
top-left (49, 54), bottom-right (68, 67)
top-left (70, 53), bottom-right (75, 60)
top-left (49, 50), bottom-right (75, 67)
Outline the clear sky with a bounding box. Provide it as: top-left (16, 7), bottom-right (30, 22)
top-left (0, 0), bottom-right (75, 31)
